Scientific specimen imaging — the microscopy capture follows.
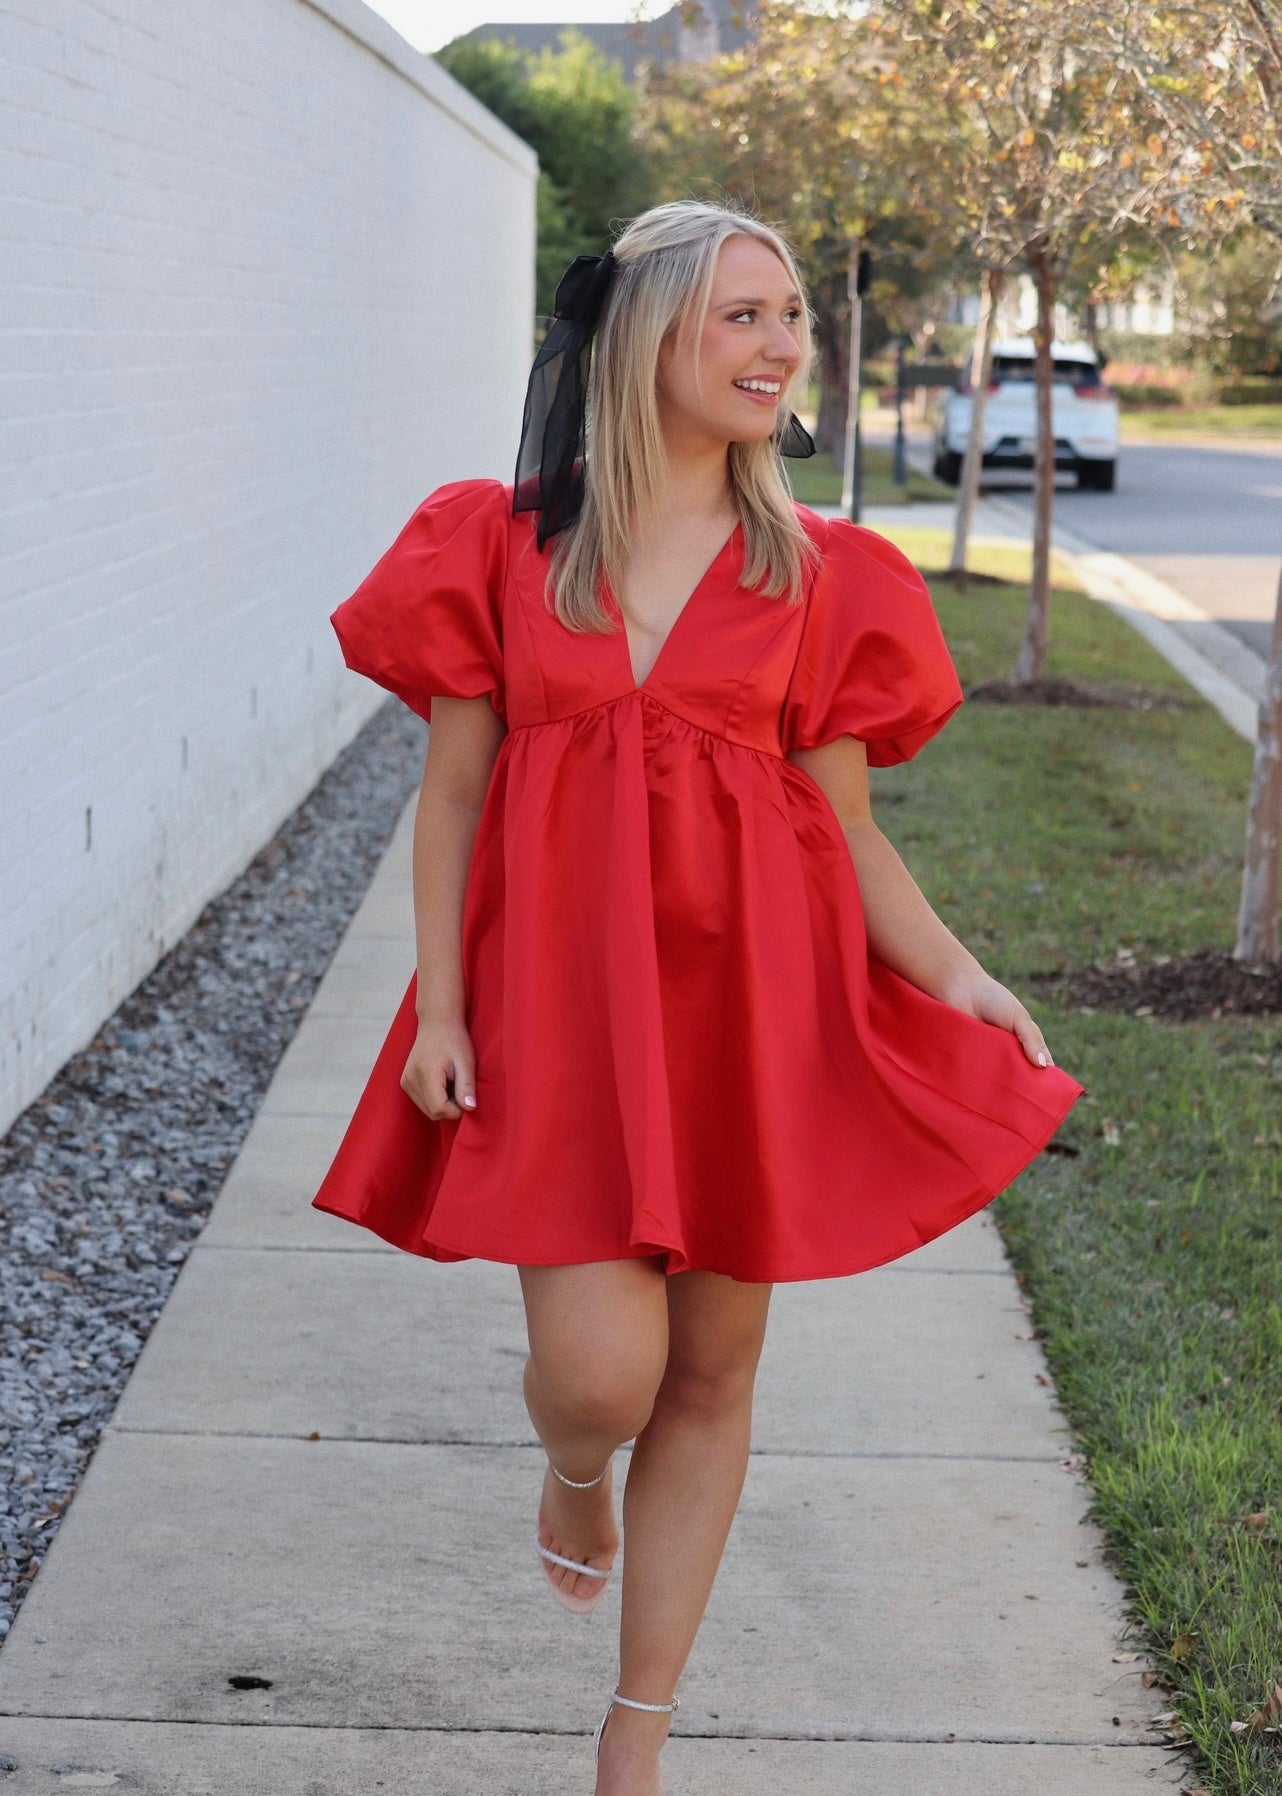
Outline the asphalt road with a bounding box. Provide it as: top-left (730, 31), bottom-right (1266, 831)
top-left (979, 435), bottom-right (1282, 661)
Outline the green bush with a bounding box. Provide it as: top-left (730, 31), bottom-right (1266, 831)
top-left (1110, 382), bottom-right (1189, 410)
top-left (928, 322), bottom-right (977, 360)
top-left (1215, 375), bottom-right (1282, 405)
top-left (1096, 329), bottom-right (1198, 371)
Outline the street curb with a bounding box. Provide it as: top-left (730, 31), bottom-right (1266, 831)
top-left (974, 493), bottom-right (1266, 747)
top-left (887, 438), bottom-right (1267, 743)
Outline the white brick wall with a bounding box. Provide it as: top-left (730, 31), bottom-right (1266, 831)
top-left (0, 0), bottom-right (538, 1133)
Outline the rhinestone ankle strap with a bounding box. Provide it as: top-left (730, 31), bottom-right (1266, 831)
top-left (609, 1688), bottom-right (680, 1715)
top-left (549, 1459), bottom-right (610, 1489)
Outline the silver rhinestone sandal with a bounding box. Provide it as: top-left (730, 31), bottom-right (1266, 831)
top-left (533, 1458), bottom-right (616, 1616)
top-left (594, 1687), bottom-right (680, 1763)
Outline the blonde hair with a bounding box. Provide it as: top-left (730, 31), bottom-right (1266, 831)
top-left (542, 198), bottom-right (821, 632)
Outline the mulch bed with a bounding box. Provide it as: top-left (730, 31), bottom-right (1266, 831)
top-left (1029, 948), bottom-right (1282, 1021)
top-left (932, 569), bottom-right (1011, 589)
top-left (965, 677), bottom-right (1193, 712)
top-left (963, 676), bottom-right (1275, 1017)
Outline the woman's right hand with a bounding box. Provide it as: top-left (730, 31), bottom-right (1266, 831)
top-left (400, 1015), bottom-right (478, 1120)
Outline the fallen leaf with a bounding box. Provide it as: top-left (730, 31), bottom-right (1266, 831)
top-left (1241, 1511), bottom-right (1270, 1530)
top-left (1170, 1633), bottom-right (1197, 1662)
top-left (37, 1268), bottom-right (79, 1289)
top-left (1244, 1683), bottom-right (1282, 1734)
top-left (1113, 1651), bottom-right (1141, 1663)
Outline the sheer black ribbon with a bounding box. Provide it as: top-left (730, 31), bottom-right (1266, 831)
top-left (513, 249), bottom-right (817, 550)
top-left (513, 252), bottom-right (617, 550)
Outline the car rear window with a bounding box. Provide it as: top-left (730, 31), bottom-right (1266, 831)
top-left (992, 356), bottom-right (1101, 386)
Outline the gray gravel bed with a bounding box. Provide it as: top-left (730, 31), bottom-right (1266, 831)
top-left (0, 699), bottom-right (425, 1647)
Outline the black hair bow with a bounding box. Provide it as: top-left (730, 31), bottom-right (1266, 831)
top-left (513, 248), bottom-right (816, 550)
top-left (513, 252), bottom-right (619, 550)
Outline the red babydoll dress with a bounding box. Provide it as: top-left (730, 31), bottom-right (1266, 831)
top-left (310, 477), bottom-right (1083, 1281)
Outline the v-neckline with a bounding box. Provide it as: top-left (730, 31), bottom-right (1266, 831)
top-left (611, 520), bottom-right (743, 693)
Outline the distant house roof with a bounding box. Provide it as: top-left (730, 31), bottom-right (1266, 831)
top-left (448, 0), bottom-right (754, 80)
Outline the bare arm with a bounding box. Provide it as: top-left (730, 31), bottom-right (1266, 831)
top-left (401, 695), bottom-right (507, 1119)
top-left (787, 734), bottom-right (1055, 1069)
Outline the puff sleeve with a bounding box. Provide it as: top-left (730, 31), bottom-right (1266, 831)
top-left (781, 518), bottom-right (963, 766)
top-left (330, 477), bottom-right (508, 725)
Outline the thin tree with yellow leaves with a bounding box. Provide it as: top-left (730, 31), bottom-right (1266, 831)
top-left (1102, 1), bottom-right (1282, 959)
top-left (636, 1), bottom-right (974, 455)
top-left (879, 0), bottom-right (1215, 681)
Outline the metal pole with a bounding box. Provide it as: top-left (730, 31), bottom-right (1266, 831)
top-left (840, 243), bottom-right (860, 520)
top-left (841, 242), bottom-right (869, 523)
top-left (893, 335), bottom-right (907, 486)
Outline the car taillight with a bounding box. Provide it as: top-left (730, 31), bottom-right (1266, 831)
top-left (1074, 381), bottom-right (1113, 399)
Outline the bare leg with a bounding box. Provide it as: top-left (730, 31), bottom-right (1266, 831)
top-left (519, 1258), bottom-right (670, 1605)
top-left (595, 1270), bottom-right (773, 1796)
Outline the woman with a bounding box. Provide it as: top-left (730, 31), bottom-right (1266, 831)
top-left (312, 198), bottom-right (1083, 1796)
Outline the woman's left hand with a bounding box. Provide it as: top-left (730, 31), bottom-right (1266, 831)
top-left (940, 965), bottom-right (1054, 1068)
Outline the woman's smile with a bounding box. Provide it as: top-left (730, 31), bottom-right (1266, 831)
top-left (732, 377), bottom-right (783, 404)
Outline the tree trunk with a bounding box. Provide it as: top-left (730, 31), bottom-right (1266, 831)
top-left (949, 267), bottom-right (1005, 579)
top-left (1233, 565), bottom-right (1282, 960)
top-left (1014, 248), bottom-right (1056, 683)
top-left (814, 273), bottom-right (849, 457)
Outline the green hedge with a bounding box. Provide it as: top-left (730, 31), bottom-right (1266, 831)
top-left (1111, 382), bottom-right (1189, 409)
top-left (1216, 376), bottom-right (1282, 405)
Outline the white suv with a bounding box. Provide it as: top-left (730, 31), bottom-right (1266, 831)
top-left (932, 338), bottom-right (1120, 491)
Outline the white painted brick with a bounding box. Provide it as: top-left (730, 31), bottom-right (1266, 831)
top-left (0, 0), bottom-right (538, 1131)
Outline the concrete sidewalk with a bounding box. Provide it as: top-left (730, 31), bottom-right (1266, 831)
top-left (0, 795), bottom-right (1181, 1792)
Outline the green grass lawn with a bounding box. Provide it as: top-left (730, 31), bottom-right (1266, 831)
top-left (785, 444), bottom-right (956, 507)
top-left (1122, 404), bottom-right (1282, 438)
top-left (883, 525), bottom-right (1083, 599)
top-left (868, 527), bottom-right (1282, 1796)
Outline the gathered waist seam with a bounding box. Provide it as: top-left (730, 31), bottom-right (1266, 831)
top-left (503, 688), bottom-right (791, 765)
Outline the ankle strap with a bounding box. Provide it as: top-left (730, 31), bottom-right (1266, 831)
top-left (609, 1687), bottom-right (680, 1715)
top-left (549, 1459), bottom-right (610, 1489)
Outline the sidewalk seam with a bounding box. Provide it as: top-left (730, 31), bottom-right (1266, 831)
top-left (0, 1710), bottom-right (1165, 1746)
top-left (98, 1426), bottom-right (1068, 1463)
top-left (190, 1240), bottom-right (1013, 1272)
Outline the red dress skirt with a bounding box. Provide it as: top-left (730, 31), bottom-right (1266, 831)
top-left (310, 477), bottom-right (1084, 1281)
